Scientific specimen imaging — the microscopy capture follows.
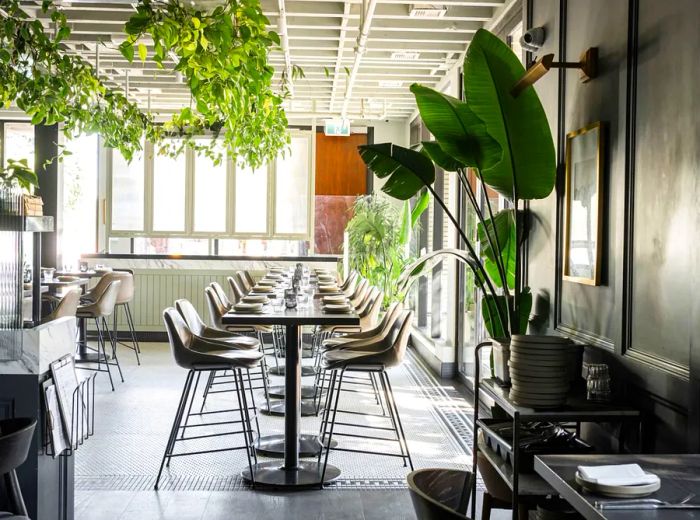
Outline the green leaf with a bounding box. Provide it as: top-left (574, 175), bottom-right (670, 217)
top-left (411, 189), bottom-right (430, 228)
top-left (477, 208), bottom-right (516, 289)
top-left (137, 42), bottom-right (148, 62)
top-left (358, 143), bottom-right (435, 201)
top-left (463, 29), bottom-right (556, 200)
top-left (119, 41), bottom-right (134, 62)
top-left (55, 26), bottom-right (70, 43)
top-left (421, 140), bottom-right (464, 172)
top-left (481, 287), bottom-right (532, 338)
top-left (411, 84), bottom-right (502, 171)
top-left (398, 200), bottom-right (411, 246)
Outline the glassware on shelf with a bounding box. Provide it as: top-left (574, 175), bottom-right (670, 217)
top-left (586, 363), bottom-right (611, 402)
top-left (284, 288), bottom-right (298, 309)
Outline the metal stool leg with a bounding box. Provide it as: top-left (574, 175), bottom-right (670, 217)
top-left (125, 302), bottom-right (141, 355)
top-left (320, 369), bottom-right (345, 485)
top-left (382, 370), bottom-right (413, 470)
top-left (179, 371), bottom-right (202, 440)
top-left (155, 370), bottom-right (194, 490)
top-left (102, 317), bottom-right (124, 383)
top-left (94, 318), bottom-right (115, 391)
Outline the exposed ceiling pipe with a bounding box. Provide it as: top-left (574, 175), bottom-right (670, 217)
top-left (341, 0), bottom-right (378, 118)
top-left (328, 0), bottom-right (352, 113)
top-left (277, 0), bottom-right (294, 97)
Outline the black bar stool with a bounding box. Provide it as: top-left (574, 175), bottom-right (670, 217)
top-left (156, 308), bottom-right (264, 490)
top-left (0, 418), bottom-right (37, 519)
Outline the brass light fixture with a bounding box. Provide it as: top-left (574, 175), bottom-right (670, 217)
top-left (511, 47), bottom-right (598, 98)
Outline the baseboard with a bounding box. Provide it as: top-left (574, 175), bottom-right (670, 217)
top-left (409, 327), bottom-right (456, 379)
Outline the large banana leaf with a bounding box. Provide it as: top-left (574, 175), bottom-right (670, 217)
top-left (482, 287), bottom-right (532, 338)
top-left (411, 189), bottom-right (430, 227)
top-left (358, 143), bottom-right (435, 200)
top-left (463, 29), bottom-right (555, 200)
top-left (421, 140), bottom-right (464, 172)
top-left (397, 248), bottom-right (482, 294)
top-left (477, 208), bottom-right (516, 289)
top-left (411, 84), bottom-right (502, 171)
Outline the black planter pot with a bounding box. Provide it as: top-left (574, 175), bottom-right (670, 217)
top-left (407, 468), bottom-right (472, 520)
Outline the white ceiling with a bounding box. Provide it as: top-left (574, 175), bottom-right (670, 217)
top-left (17, 0), bottom-right (508, 122)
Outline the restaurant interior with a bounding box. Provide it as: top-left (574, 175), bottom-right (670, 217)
top-left (1, 0), bottom-right (698, 519)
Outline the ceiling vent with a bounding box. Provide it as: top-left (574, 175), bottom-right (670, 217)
top-left (378, 80), bottom-right (403, 88)
top-left (409, 4), bottom-right (447, 18)
top-left (390, 51), bottom-right (420, 61)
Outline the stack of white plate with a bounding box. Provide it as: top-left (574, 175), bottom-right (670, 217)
top-left (574, 465), bottom-right (660, 498)
top-left (323, 295), bottom-right (347, 304)
top-left (322, 303), bottom-right (352, 314)
top-left (258, 279), bottom-right (278, 287)
top-left (317, 285), bottom-right (339, 294)
top-left (252, 286), bottom-right (274, 294)
top-left (233, 302), bottom-right (264, 314)
top-left (508, 335), bottom-right (574, 409)
top-left (242, 294), bottom-right (269, 304)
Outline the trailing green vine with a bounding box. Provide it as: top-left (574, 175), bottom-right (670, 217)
top-left (0, 0), bottom-right (156, 161)
top-left (120, 0), bottom-right (290, 168)
top-left (0, 0), bottom-right (291, 168)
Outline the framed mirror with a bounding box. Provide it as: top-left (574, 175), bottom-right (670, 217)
top-left (563, 121), bottom-right (604, 285)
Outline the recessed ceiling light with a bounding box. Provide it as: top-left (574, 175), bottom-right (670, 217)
top-left (390, 51), bottom-right (420, 61)
top-left (409, 4), bottom-right (447, 18)
top-left (378, 80), bottom-right (403, 88)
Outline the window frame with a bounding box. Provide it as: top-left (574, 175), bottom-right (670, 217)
top-left (106, 131), bottom-right (315, 244)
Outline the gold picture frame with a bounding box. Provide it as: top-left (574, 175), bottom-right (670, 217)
top-left (563, 121), bottom-right (604, 285)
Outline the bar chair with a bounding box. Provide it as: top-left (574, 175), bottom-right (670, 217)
top-left (317, 310), bottom-right (415, 483)
top-left (76, 280), bottom-right (123, 391)
top-left (0, 418), bottom-right (37, 519)
top-left (41, 288), bottom-right (80, 324)
top-left (175, 298), bottom-right (271, 412)
top-left (156, 308), bottom-right (263, 490)
top-left (235, 271), bottom-right (254, 293)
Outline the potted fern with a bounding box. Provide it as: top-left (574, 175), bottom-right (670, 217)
top-left (358, 29), bottom-right (556, 383)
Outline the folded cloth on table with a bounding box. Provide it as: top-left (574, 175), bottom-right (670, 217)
top-left (577, 464), bottom-right (660, 486)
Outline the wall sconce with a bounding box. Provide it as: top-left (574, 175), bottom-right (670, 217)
top-left (511, 47), bottom-right (598, 98)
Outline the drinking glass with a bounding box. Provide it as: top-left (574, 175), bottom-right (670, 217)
top-left (297, 292), bottom-right (309, 308)
top-left (586, 363), bottom-right (611, 402)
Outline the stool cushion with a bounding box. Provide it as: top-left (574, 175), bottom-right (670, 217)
top-left (198, 330), bottom-right (260, 350)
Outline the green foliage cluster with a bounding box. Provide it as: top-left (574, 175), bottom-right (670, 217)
top-left (359, 29), bottom-right (556, 339)
top-left (346, 192), bottom-right (428, 307)
top-left (119, 0), bottom-right (289, 168)
top-left (0, 0), bottom-right (154, 161)
top-left (0, 158), bottom-right (38, 191)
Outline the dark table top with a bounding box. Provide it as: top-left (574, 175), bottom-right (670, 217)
top-left (222, 297), bottom-right (359, 326)
top-left (535, 454), bottom-right (700, 520)
top-left (54, 270), bottom-right (101, 278)
top-left (41, 278), bottom-right (90, 288)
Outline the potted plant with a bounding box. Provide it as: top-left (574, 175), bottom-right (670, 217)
top-left (345, 192), bottom-right (428, 307)
top-left (0, 159), bottom-right (38, 215)
top-left (358, 28), bottom-right (556, 383)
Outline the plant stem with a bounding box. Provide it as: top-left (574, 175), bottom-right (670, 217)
top-left (423, 182), bottom-right (508, 336)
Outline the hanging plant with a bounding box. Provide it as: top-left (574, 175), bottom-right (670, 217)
top-left (0, 0), bottom-right (157, 161)
top-left (119, 0), bottom-right (290, 168)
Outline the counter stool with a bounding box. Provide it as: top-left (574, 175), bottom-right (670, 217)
top-left (76, 280), bottom-right (123, 391)
top-left (175, 299), bottom-right (271, 413)
top-left (41, 288), bottom-right (80, 324)
top-left (111, 269), bottom-right (140, 365)
top-left (0, 418), bottom-right (37, 519)
top-left (318, 311), bottom-right (415, 484)
top-left (235, 271), bottom-right (254, 293)
top-left (157, 308), bottom-right (263, 490)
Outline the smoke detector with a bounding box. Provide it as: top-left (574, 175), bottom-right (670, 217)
top-left (409, 4), bottom-right (447, 17)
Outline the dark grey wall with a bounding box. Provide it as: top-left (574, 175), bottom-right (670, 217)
top-left (527, 0), bottom-right (700, 451)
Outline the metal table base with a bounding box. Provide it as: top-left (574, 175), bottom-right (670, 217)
top-left (242, 460), bottom-right (340, 488)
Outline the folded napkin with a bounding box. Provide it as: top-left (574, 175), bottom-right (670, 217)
top-left (578, 464), bottom-right (660, 486)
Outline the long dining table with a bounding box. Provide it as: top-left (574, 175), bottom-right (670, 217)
top-left (221, 274), bottom-right (359, 488)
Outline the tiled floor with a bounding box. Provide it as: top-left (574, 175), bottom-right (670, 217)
top-left (73, 341), bottom-right (503, 519)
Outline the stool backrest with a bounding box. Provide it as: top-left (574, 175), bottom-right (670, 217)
top-left (175, 299), bottom-right (206, 336)
top-left (235, 271), bottom-right (252, 293)
top-left (349, 278), bottom-right (369, 306)
top-left (162, 307), bottom-right (197, 369)
top-left (111, 271), bottom-right (134, 304)
top-left (242, 271), bottom-right (256, 290)
top-left (89, 280), bottom-right (121, 318)
top-left (209, 282), bottom-right (232, 310)
top-left (356, 286), bottom-right (378, 315)
top-left (340, 270), bottom-right (358, 292)
top-left (0, 418), bottom-right (37, 475)
top-left (375, 301), bottom-right (402, 333)
top-left (42, 288), bottom-right (80, 323)
top-left (227, 276), bottom-right (246, 303)
top-left (204, 286), bottom-right (227, 329)
top-left (370, 310), bottom-right (413, 368)
top-left (360, 290), bottom-right (384, 328)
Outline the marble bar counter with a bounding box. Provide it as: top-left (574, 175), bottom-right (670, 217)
top-left (0, 317), bottom-right (77, 520)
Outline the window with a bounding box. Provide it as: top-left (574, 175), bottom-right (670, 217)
top-left (152, 144), bottom-right (186, 232)
top-left (111, 144), bottom-right (145, 231)
top-left (275, 134), bottom-right (312, 235)
top-left (3, 122), bottom-right (34, 170)
top-left (194, 142), bottom-right (227, 232)
top-left (61, 133), bottom-right (99, 264)
top-left (106, 131), bottom-right (315, 254)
